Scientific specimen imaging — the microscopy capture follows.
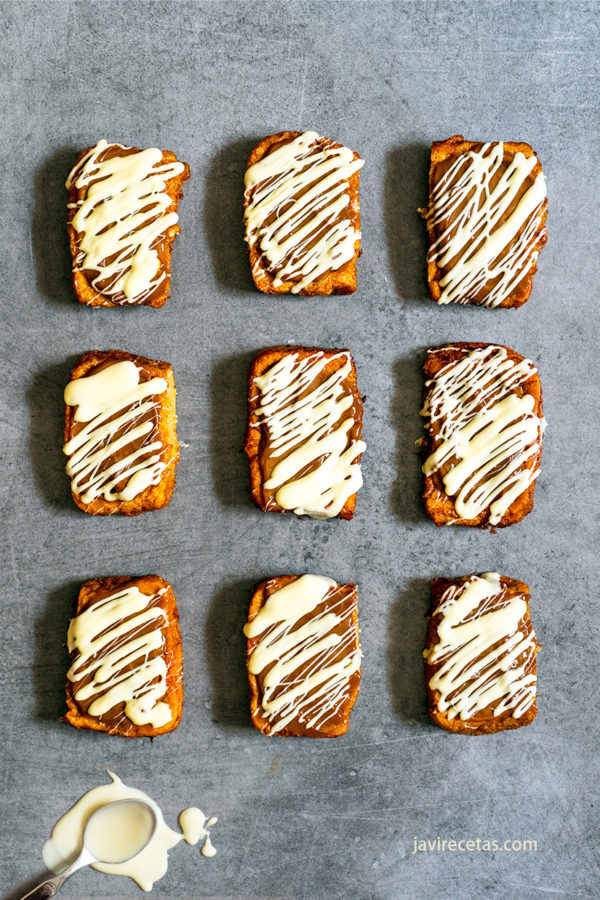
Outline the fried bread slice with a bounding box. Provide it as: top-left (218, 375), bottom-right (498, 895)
top-left (244, 346), bottom-right (365, 520)
top-left (244, 131), bottom-right (363, 295)
top-left (421, 342), bottom-right (543, 529)
top-left (63, 350), bottom-right (179, 515)
top-left (244, 574), bottom-right (361, 737)
top-left (65, 574), bottom-right (183, 737)
top-left (424, 135), bottom-right (548, 308)
top-left (424, 573), bottom-right (540, 734)
top-left (66, 141), bottom-right (189, 307)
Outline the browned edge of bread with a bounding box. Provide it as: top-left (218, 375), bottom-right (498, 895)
top-left (425, 134), bottom-right (548, 309)
top-left (246, 575), bottom-right (361, 737)
top-left (243, 346), bottom-right (363, 520)
top-left (424, 574), bottom-right (540, 735)
top-left (244, 131), bottom-right (361, 296)
top-left (64, 574), bottom-right (183, 738)
top-left (421, 342), bottom-right (543, 529)
top-left (64, 349), bottom-right (180, 515)
top-left (67, 145), bottom-right (190, 307)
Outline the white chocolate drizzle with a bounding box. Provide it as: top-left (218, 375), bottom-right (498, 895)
top-left (244, 131), bottom-right (363, 292)
top-left (251, 351), bottom-right (365, 519)
top-left (425, 573), bottom-right (537, 721)
top-left (64, 360), bottom-right (170, 504)
top-left (243, 575), bottom-right (361, 734)
top-left (427, 142), bottom-right (547, 306)
top-left (67, 584), bottom-right (173, 728)
top-left (66, 139), bottom-right (185, 304)
top-left (421, 345), bottom-right (544, 525)
top-left (42, 772), bottom-right (217, 892)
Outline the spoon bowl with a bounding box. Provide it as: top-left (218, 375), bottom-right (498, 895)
top-left (83, 798), bottom-right (157, 864)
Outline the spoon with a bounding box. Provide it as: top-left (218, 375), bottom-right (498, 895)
top-left (19, 798), bottom-right (157, 899)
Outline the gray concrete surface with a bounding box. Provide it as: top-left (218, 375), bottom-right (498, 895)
top-left (0, 1), bottom-right (598, 897)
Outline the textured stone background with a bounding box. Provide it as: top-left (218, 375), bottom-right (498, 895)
top-left (0, 1), bottom-right (598, 898)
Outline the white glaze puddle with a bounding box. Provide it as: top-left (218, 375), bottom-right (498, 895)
top-left (42, 772), bottom-right (217, 892)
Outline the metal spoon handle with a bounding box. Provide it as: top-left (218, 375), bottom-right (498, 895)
top-left (18, 848), bottom-right (94, 899)
top-left (18, 880), bottom-right (59, 899)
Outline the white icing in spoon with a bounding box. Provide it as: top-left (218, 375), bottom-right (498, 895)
top-left (42, 772), bottom-right (217, 893)
top-left (84, 799), bottom-right (156, 863)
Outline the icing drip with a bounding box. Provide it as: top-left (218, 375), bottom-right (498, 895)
top-left (64, 360), bottom-right (169, 504)
top-left (427, 142), bottom-right (547, 306)
top-left (179, 808), bottom-right (219, 857)
top-left (67, 584), bottom-right (172, 728)
top-left (421, 345), bottom-right (544, 525)
top-left (66, 139), bottom-right (185, 304)
top-left (244, 131), bottom-right (363, 292)
top-left (244, 575), bottom-right (361, 734)
top-left (252, 351), bottom-right (365, 518)
top-left (426, 573), bottom-right (537, 721)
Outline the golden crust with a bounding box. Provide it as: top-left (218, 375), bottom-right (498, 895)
top-left (64, 574), bottom-right (183, 738)
top-left (425, 575), bottom-right (540, 735)
top-left (425, 135), bottom-right (548, 309)
top-left (67, 145), bottom-right (190, 308)
top-left (244, 131), bottom-right (362, 296)
top-left (64, 349), bottom-right (180, 516)
top-left (243, 345), bottom-right (363, 520)
top-left (246, 575), bottom-right (361, 737)
top-left (422, 342), bottom-right (543, 529)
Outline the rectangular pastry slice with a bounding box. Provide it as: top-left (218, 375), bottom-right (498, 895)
top-left (243, 130), bottom-right (363, 295)
top-left (420, 342), bottom-right (544, 528)
top-left (244, 575), bottom-right (361, 737)
top-left (66, 140), bottom-right (190, 307)
top-left (65, 575), bottom-right (183, 737)
top-left (424, 573), bottom-right (540, 734)
top-left (244, 346), bottom-right (365, 519)
top-left (424, 135), bottom-right (548, 308)
top-left (63, 350), bottom-right (179, 515)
